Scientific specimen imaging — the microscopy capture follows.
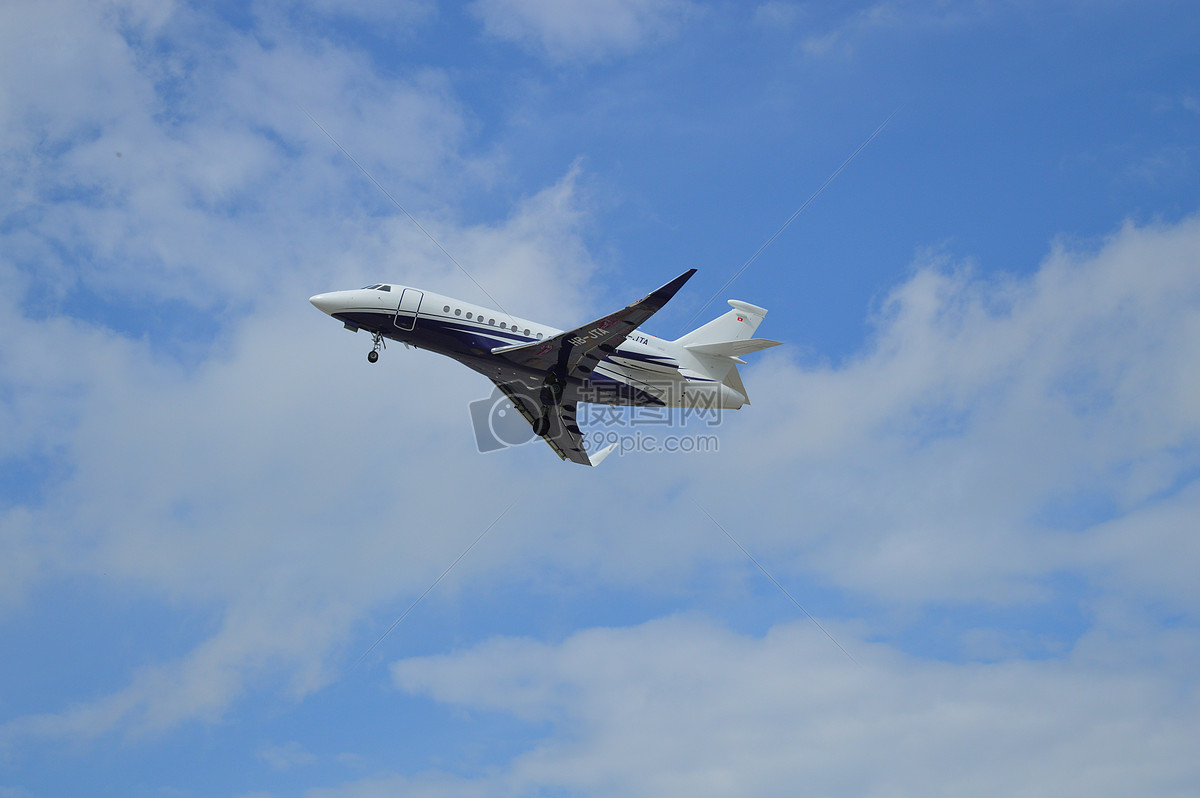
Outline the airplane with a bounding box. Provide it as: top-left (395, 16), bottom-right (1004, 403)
top-left (309, 270), bottom-right (781, 466)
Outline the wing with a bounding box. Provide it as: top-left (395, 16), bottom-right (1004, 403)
top-left (491, 269), bottom-right (696, 383)
top-left (483, 270), bottom-right (696, 466)
top-left (490, 379), bottom-right (616, 466)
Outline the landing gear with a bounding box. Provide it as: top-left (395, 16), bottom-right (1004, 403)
top-left (368, 332), bottom-right (385, 363)
top-left (533, 414), bottom-right (551, 436)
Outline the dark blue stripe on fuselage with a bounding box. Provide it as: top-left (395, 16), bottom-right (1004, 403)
top-left (333, 308), bottom-right (679, 405)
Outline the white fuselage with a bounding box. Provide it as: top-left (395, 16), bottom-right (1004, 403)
top-left (309, 284), bottom-right (747, 409)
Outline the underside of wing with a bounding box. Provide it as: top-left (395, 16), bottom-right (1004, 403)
top-left (491, 269), bottom-right (696, 384)
top-left (475, 270), bottom-right (697, 466)
top-left (490, 379), bottom-right (595, 466)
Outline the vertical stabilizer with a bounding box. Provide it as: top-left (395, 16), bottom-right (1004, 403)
top-left (676, 300), bottom-right (769, 347)
top-left (673, 300), bottom-right (781, 402)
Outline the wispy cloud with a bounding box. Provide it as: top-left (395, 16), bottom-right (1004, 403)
top-left (258, 740), bottom-right (317, 771)
top-left (3, 2), bottom-right (1200, 793)
top-left (681, 216), bottom-right (1200, 606)
top-left (388, 614), bottom-right (1200, 796)
top-left (751, 0), bottom-right (991, 58)
top-left (470, 0), bottom-right (697, 63)
top-left (1, 0), bottom-right (486, 313)
top-left (0, 184), bottom-right (599, 739)
top-left (1, 0), bottom-right (608, 740)
top-left (5, 197), bottom-right (1199, 746)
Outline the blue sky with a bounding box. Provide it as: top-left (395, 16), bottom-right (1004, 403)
top-left (2, 1), bottom-right (1200, 796)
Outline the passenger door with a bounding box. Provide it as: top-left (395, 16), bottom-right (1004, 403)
top-left (394, 288), bottom-right (424, 331)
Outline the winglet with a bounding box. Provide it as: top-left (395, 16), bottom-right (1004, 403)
top-left (645, 268), bottom-right (697, 310)
top-left (588, 442), bottom-right (619, 467)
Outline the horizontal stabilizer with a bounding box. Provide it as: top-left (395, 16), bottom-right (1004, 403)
top-left (684, 338), bottom-right (783, 358)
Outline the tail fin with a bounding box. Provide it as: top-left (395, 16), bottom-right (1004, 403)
top-left (677, 300), bottom-right (770, 347)
top-left (675, 300), bottom-right (782, 403)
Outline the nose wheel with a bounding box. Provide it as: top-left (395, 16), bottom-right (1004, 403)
top-left (368, 332), bottom-right (385, 363)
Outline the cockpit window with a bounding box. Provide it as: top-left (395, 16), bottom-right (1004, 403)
top-left (379, 285), bottom-right (391, 291)
top-left (362, 284), bottom-right (381, 290)
top-left (361, 284), bottom-right (392, 291)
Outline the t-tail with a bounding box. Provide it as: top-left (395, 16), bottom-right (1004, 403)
top-left (673, 300), bottom-right (782, 404)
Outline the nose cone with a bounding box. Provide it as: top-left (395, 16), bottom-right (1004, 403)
top-left (309, 292), bottom-right (339, 315)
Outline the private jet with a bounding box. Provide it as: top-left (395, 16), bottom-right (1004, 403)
top-left (310, 270), bottom-right (780, 465)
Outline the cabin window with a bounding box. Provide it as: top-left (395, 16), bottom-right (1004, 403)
top-left (489, 318), bottom-right (496, 326)
top-left (466, 312), bottom-right (473, 320)
top-left (536, 332), bottom-right (543, 340)
top-left (455, 308), bottom-right (461, 316)
top-left (524, 328), bottom-right (530, 336)
top-left (500, 322), bottom-right (507, 329)
top-left (443, 305), bottom-right (450, 313)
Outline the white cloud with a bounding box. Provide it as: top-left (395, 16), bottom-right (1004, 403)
top-left (470, 0), bottom-right (696, 63)
top-left (751, 1), bottom-right (806, 29)
top-left (259, 740), bottom-right (317, 771)
top-left (4, 0), bottom-right (1200, 765)
top-left (0, 145), bottom-right (604, 740)
top-left (387, 615), bottom-right (1200, 797)
top-left (669, 215), bottom-right (1200, 606)
top-left (307, 773), bottom-right (491, 798)
top-left (7, 196), bottom-right (1200, 744)
top-left (0, 2), bottom-right (604, 735)
top-left (749, 0), bottom-right (989, 58)
top-left (1, 0), bottom-right (485, 309)
top-left (287, 0), bottom-right (435, 29)
top-left (0, 0), bottom-right (161, 151)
